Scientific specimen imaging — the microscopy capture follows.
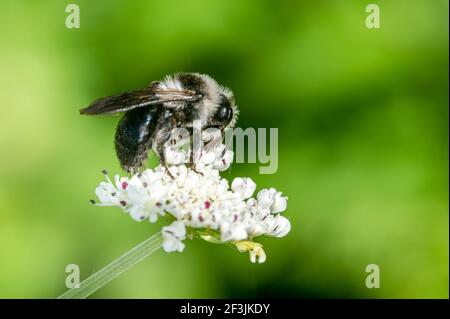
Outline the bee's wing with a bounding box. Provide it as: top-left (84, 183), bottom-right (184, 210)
top-left (79, 87), bottom-right (199, 115)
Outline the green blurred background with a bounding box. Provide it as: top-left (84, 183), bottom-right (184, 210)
top-left (0, 0), bottom-right (448, 298)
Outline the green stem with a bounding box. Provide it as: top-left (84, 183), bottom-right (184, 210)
top-left (58, 231), bottom-right (163, 299)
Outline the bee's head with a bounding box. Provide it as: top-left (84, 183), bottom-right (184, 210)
top-left (176, 73), bottom-right (239, 128)
top-left (211, 89), bottom-right (238, 129)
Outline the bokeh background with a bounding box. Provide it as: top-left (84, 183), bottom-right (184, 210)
top-left (0, 0), bottom-right (448, 298)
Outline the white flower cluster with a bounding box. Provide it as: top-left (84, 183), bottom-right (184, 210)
top-left (93, 142), bottom-right (290, 263)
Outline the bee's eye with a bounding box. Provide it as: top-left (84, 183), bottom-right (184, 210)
top-left (214, 103), bottom-right (233, 125)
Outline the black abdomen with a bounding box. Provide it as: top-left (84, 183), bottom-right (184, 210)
top-left (115, 107), bottom-right (161, 173)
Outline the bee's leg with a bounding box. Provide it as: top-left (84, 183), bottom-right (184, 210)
top-left (203, 126), bottom-right (224, 154)
top-left (189, 137), bottom-right (196, 168)
top-left (183, 127), bottom-right (194, 167)
top-left (191, 125), bottom-right (203, 166)
top-left (183, 125), bottom-right (200, 169)
top-left (219, 127), bottom-right (227, 157)
top-left (187, 139), bottom-right (203, 176)
top-left (152, 123), bottom-right (176, 179)
top-left (155, 141), bottom-right (175, 179)
top-left (150, 111), bottom-right (180, 178)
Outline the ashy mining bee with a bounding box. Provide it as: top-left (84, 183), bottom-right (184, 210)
top-left (80, 73), bottom-right (238, 174)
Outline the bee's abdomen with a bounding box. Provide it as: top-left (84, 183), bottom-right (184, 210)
top-left (114, 107), bottom-right (161, 173)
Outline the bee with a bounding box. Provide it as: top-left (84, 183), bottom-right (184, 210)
top-left (80, 73), bottom-right (238, 174)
